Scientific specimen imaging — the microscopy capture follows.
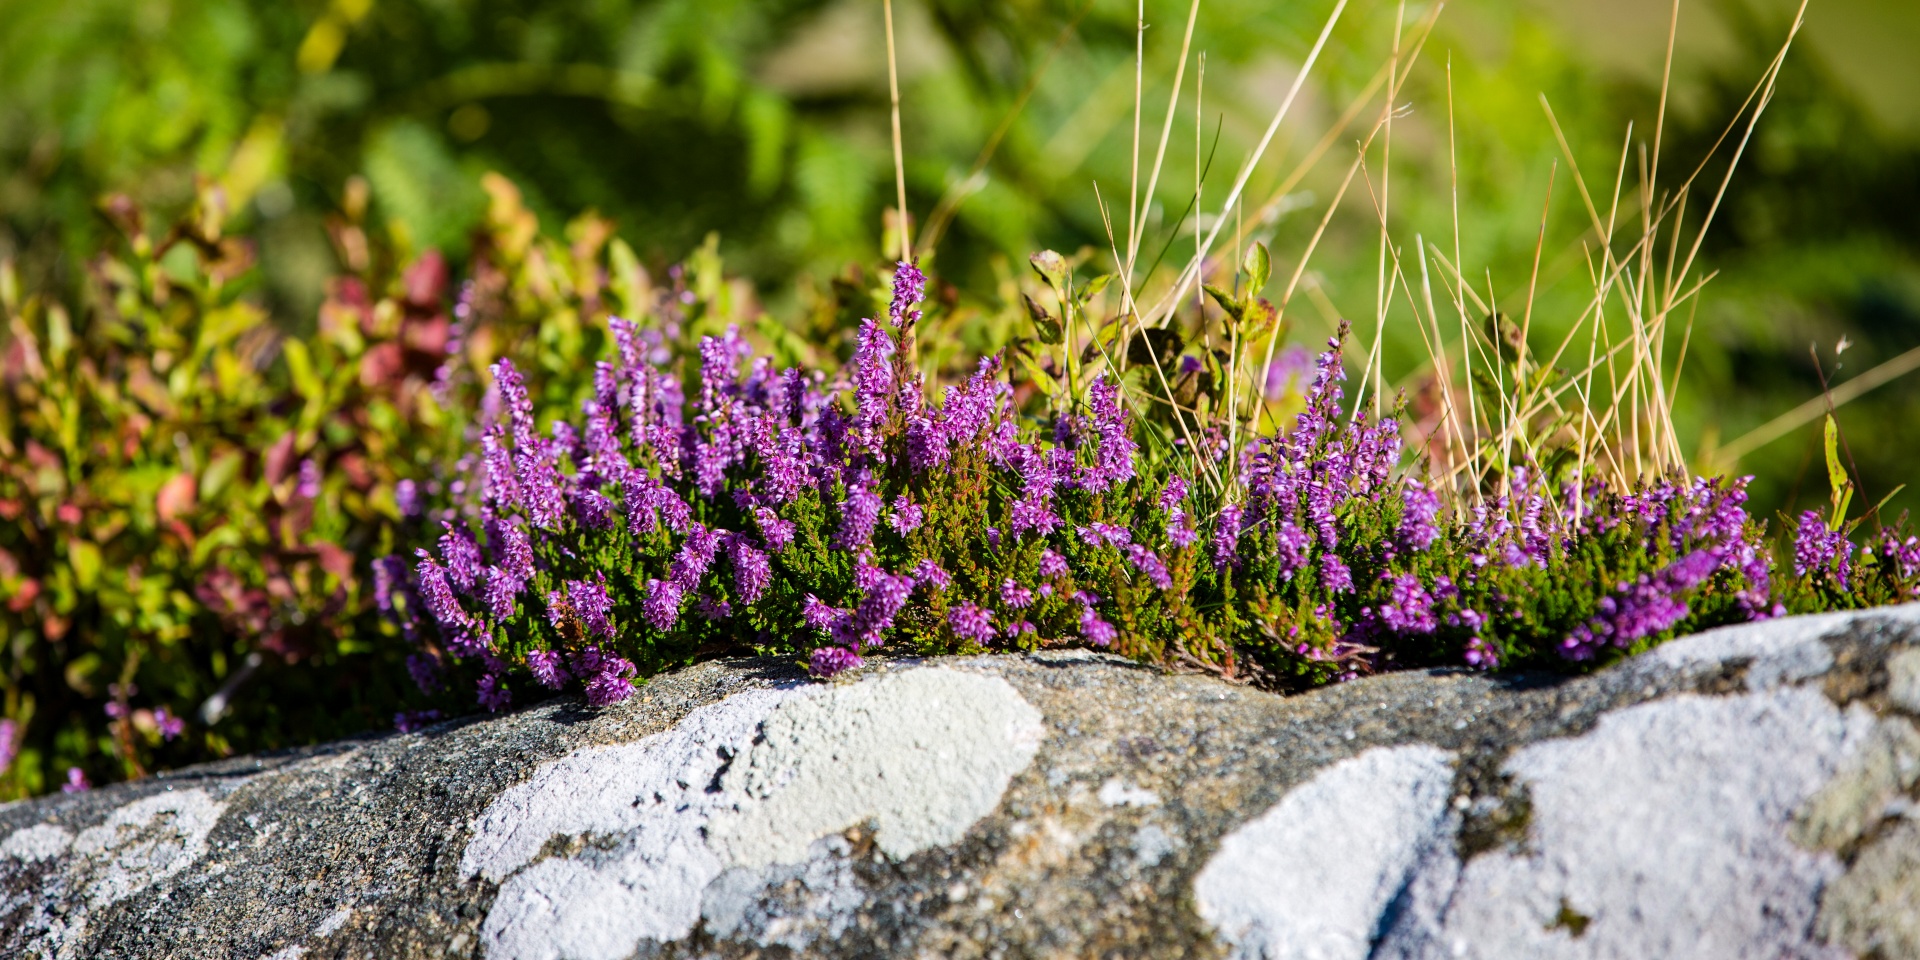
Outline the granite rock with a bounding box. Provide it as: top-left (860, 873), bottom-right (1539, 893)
top-left (4, 604), bottom-right (1920, 959)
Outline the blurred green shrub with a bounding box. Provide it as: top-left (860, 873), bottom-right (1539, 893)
top-left (0, 173), bottom-right (746, 797)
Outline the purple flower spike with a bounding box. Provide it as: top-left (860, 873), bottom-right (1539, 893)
top-left (154, 707), bottom-right (185, 741)
top-left (477, 674), bottom-right (512, 712)
top-left (528, 649), bottom-right (569, 690)
top-left (731, 539), bottom-right (772, 606)
top-left (1040, 549), bottom-right (1070, 580)
top-left (949, 602), bottom-right (996, 645)
top-left (643, 578), bottom-right (684, 632)
top-left (890, 260), bottom-right (927, 330)
top-left (1000, 579), bottom-right (1034, 610)
top-left (584, 654), bottom-right (638, 706)
top-left (1126, 544), bottom-right (1173, 590)
top-left (1793, 510), bottom-right (1852, 589)
top-left (810, 646), bottom-right (864, 679)
top-left (888, 496), bottom-right (924, 534)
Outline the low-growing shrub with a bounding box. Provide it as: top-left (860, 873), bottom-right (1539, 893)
top-left (394, 256), bottom-right (1919, 713)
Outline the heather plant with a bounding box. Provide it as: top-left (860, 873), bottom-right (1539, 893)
top-left (395, 244), bottom-right (1900, 712)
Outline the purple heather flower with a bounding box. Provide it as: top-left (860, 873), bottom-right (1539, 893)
top-left (754, 507), bottom-right (797, 553)
top-left (1463, 636), bottom-right (1500, 670)
top-left (584, 662), bottom-right (637, 706)
top-left (1560, 549), bottom-right (1722, 661)
top-left (1168, 509), bottom-right (1198, 549)
top-left (949, 603), bottom-right (996, 645)
top-left (1320, 555), bottom-right (1354, 594)
top-left (483, 566), bottom-right (520, 621)
top-left (373, 554), bottom-right (406, 615)
top-left (913, 560), bottom-right (952, 591)
top-left (1080, 376), bottom-right (1137, 492)
top-left (1009, 496), bottom-right (1062, 539)
top-left (493, 359), bottom-right (537, 452)
top-left (394, 709), bottom-right (443, 733)
top-left (731, 539), bottom-right (771, 605)
top-left (1263, 344), bottom-right (1315, 400)
top-left (493, 521), bottom-right (535, 583)
top-left (1213, 503), bottom-right (1245, 570)
top-left (439, 524), bottom-right (483, 594)
top-left (804, 595), bottom-right (847, 631)
top-left (571, 488), bottom-right (616, 530)
top-left (1127, 545), bottom-right (1174, 590)
top-left (63, 767), bottom-right (90, 793)
top-left (406, 652), bottom-right (443, 693)
top-left (889, 260), bottom-right (927, 330)
top-left (571, 577), bottom-right (615, 639)
top-left (1040, 549), bottom-right (1070, 580)
top-left (0, 719), bottom-right (15, 776)
top-left (809, 645), bottom-right (864, 678)
top-left (888, 496), bottom-right (924, 534)
top-left (851, 319), bottom-right (896, 447)
top-left (414, 551), bottom-right (474, 635)
top-left (1376, 573), bottom-right (1437, 634)
top-left (1079, 607), bottom-right (1118, 647)
top-left (1001, 579), bottom-right (1034, 610)
top-left (1159, 476), bottom-right (1190, 512)
top-left (477, 674), bottom-right (512, 712)
top-left (1793, 510), bottom-right (1852, 589)
top-left (297, 458), bottom-right (321, 499)
top-left (697, 597), bottom-right (733, 620)
top-left (1276, 521), bottom-right (1311, 582)
top-left (396, 479), bottom-right (422, 518)
top-left (836, 478), bottom-right (884, 550)
top-left (643, 578), bottom-right (684, 631)
top-left (1399, 485), bottom-right (1442, 551)
top-left (670, 525), bottom-right (725, 591)
top-left (834, 570), bottom-right (914, 650)
top-left (528, 649), bottom-right (569, 690)
top-left (154, 707), bottom-right (185, 741)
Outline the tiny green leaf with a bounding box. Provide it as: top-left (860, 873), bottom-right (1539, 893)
top-left (1029, 250), bottom-right (1070, 290)
top-left (1023, 293), bottom-right (1064, 345)
top-left (1243, 241), bottom-right (1272, 294)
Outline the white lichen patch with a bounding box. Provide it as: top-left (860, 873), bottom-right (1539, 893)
top-left (0, 787), bottom-right (228, 957)
top-left (463, 667), bottom-right (1045, 960)
top-left (1, 824), bottom-right (73, 862)
top-left (708, 668), bottom-right (1045, 865)
top-left (1383, 688), bottom-right (1871, 960)
top-left (70, 789), bottom-right (227, 908)
top-left (1194, 745), bottom-right (1457, 960)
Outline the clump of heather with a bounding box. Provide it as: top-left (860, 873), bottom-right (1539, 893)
top-left (385, 261), bottom-right (1917, 712)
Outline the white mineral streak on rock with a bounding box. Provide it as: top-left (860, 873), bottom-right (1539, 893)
top-left (465, 667), bottom-right (1046, 960)
top-left (1194, 745), bottom-right (1457, 960)
top-left (70, 789), bottom-right (226, 908)
top-left (1, 824), bottom-right (73, 861)
top-left (1097, 778), bottom-right (1160, 808)
top-left (313, 906), bottom-right (353, 937)
top-left (708, 668), bottom-right (1046, 865)
top-left (1384, 688), bottom-right (1870, 960)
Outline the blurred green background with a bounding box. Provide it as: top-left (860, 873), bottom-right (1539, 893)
top-left (2, 0), bottom-right (1916, 521)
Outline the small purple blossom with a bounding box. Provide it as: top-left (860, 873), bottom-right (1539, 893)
top-left (948, 603), bottom-right (996, 645)
top-left (528, 649), bottom-right (569, 689)
top-left (890, 261), bottom-right (927, 329)
top-left (1040, 549), bottom-right (1070, 580)
top-left (63, 767), bottom-right (91, 793)
top-left (1126, 544), bottom-right (1173, 590)
top-left (809, 645), bottom-right (864, 678)
top-left (1001, 579), bottom-right (1034, 610)
top-left (477, 674), bottom-right (512, 712)
top-left (889, 496), bottom-right (924, 534)
top-left (1793, 510), bottom-right (1852, 589)
top-left (154, 707), bottom-right (185, 741)
top-left (912, 560), bottom-right (952, 591)
top-left (643, 578), bottom-right (684, 631)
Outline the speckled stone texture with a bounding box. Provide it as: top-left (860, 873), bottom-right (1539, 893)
top-left (5, 604), bottom-right (1920, 960)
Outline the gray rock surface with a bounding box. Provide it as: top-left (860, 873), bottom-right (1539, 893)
top-left (5, 604), bottom-right (1920, 959)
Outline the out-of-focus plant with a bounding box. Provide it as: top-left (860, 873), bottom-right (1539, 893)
top-left (0, 171), bottom-right (750, 798)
